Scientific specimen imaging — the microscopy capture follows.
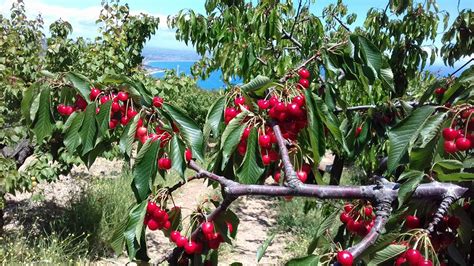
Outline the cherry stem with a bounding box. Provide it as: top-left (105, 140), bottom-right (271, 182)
top-left (464, 111), bottom-right (473, 137)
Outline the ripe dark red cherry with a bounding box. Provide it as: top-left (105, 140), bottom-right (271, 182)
top-left (158, 158), bottom-right (172, 170)
top-left (288, 103), bottom-right (302, 117)
top-left (268, 95), bottom-right (279, 107)
top-left (337, 250), bottom-right (353, 266)
top-left (176, 236), bottom-right (188, 248)
top-left (344, 204), bottom-right (353, 213)
top-left (89, 88), bottom-right (101, 100)
top-left (120, 116), bottom-right (129, 125)
top-left (395, 256), bottom-right (407, 266)
top-left (136, 126), bottom-right (147, 137)
top-left (434, 87), bottom-right (445, 95)
top-left (185, 149), bottom-right (192, 161)
top-left (257, 99), bottom-right (270, 110)
top-left (273, 171), bottom-right (281, 183)
top-left (297, 170), bottom-right (308, 183)
top-left (364, 206), bottom-right (373, 216)
top-left (405, 215), bottom-right (420, 229)
top-left (258, 134), bottom-right (272, 148)
top-left (405, 249), bottom-right (422, 265)
top-left (153, 96), bottom-right (164, 108)
top-left (340, 212), bottom-right (351, 223)
top-left (442, 128), bottom-right (459, 141)
top-left (234, 96), bottom-right (245, 105)
top-left (57, 104), bottom-right (67, 115)
top-left (147, 219), bottom-right (160, 231)
top-left (226, 221), bottom-right (234, 233)
top-left (242, 127), bottom-right (251, 139)
top-left (117, 91), bottom-right (128, 102)
top-left (262, 154), bottom-right (271, 165)
top-left (456, 137), bottom-right (471, 151)
top-left (444, 140), bottom-right (458, 153)
top-left (447, 215), bottom-right (460, 230)
top-left (109, 119), bottom-right (118, 129)
top-left (225, 107), bottom-right (238, 119)
top-left (100, 95), bottom-right (110, 104)
top-left (298, 68), bottom-right (310, 79)
top-left (299, 78), bottom-right (310, 88)
top-left (147, 201), bottom-right (158, 213)
top-left (201, 221), bottom-right (214, 234)
top-left (419, 259), bottom-right (433, 266)
top-left (184, 241), bottom-right (198, 254)
top-left (355, 127), bottom-right (362, 137)
top-left (292, 95), bottom-right (305, 106)
top-left (170, 231), bottom-right (181, 243)
top-left (275, 102), bottom-right (286, 112)
top-left (111, 101), bottom-right (121, 112)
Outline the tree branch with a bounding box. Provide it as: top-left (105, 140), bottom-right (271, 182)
top-left (282, 29), bottom-right (303, 50)
top-left (426, 187), bottom-right (464, 233)
top-left (271, 123), bottom-right (302, 188)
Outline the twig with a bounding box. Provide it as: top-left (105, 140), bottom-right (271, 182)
top-left (282, 29), bottom-right (303, 50)
top-left (289, 0), bottom-right (303, 37)
top-left (332, 14), bottom-right (350, 32)
top-left (449, 58), bottom-right (473, 77)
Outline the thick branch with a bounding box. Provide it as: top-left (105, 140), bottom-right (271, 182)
top-left (271, 123), bottom-right (302, 188)
top-left (426, 187), bottom-right (464, 233)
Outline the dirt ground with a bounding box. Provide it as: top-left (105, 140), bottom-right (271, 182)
top-left (4, 158), bottom-right (293, 265)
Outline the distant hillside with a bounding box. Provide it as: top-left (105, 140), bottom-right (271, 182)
top-left (142, 47), bottom-right (200, 62)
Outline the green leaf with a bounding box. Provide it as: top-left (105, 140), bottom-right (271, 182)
top-left (109, 216), bottom-right (128, 254)
top-left (236, 127), bottom-right (265, 184)
top-left (397, 170), bottom-right (424, 207)
top-left (64, 111), bottom-right (84, 152)
top-left (307, 210), bottom-right (339, 254)
top-left (21, 84), bottom-right (37, 124)
top-left (447, 244), bottom-right (467, 266)
top-left (387, 106), bottom-right (435, 173)
top-left (220, 114), bottom-right (248, 170)
top-left (132, 139), bottom-right (160, 202)
top-left (123, 201), bottom-right (148, 260)
top-left (204, 96), bottom-right (225, 140)
top-left (312, 94), bottom-right (344, 147)
top-left (351, 34), bottom-right (382, 74)
top-left (453, 207), bottom-right (472, 249)
top-left (417, 113), bottom-right (448, 148)
top-left (433, 159), bottom-right (464, 170)
top-left (96, 100), bottom-right (112, 136)
top-left (163, 103), bottom-right (204, 162)
top-left (256, 233), bottom-right (275, 262)
top-left (65, 72), bottom-right (92, 103)
top-left (437, 172), bottom-right (473, 181)
top-left (286, 255), bottom-right (320, 266)
top-left (33, 86), bottom-right (54, 142)
top-left (169, 135), bottom-right (186, 179)
top-left (240, 75), bottom-right (277, 97)
top-left (368, 244), bottom-right (406, 265)
top-left (305, 90), bottom-right (325, 166)
top-left (79, 103), bottom-right (98, 155)
top-left (419, 80), bottom-right (445, 104)
top-left (409, 136), bottom-right (438, 171)
top-left (119, 115), bottom-right (140, 158)
top-left (380, 67), bottom-right (395, 91)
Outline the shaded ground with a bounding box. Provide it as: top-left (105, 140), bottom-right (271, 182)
top-left (3, 158), bottom-right (292, 265)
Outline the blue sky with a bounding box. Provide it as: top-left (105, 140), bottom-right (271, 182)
top-left (0, 0), bottom-right (472, 68)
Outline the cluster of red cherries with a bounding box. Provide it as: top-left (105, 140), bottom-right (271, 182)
top-left (339, 203), bottom-right (376, 237)
top-left (442, 107), bottom-right (473, 153)
top-left (394, 248), bottom-right (436, 266)
top-left (273, 163), bottom-right (311, 184)
top-left (56, 94), bottom-right (88, 116)
top-left (144, 201), bottom-right (172, 231)
top-left (224, 68), bottom-right (312, 169)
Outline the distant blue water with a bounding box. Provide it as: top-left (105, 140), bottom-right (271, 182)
top-left (149, 61), bottom-right (241, 90)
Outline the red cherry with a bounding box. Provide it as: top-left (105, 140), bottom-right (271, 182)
top-left (163, 220), bottom-right (171, 230)
top-left (347, 220), bottom-right (362, 233)
top-left (111, 102), bottom-right (121, 112)
top-left (225, 107), bottom-right (238, 120)
top-left (153, 208), bottom-right (166, 221)
top-left (292, 95), bottom-right (305, 106)
top-left (57, 104), bottom-right (67, 115)
top-left (268, 95), bottom-right (279, 107)
top-left (442, 128), bottom-right (459, 141)
top-left (444, 140), bottom-right (458, 153)
top-left (344, 204), bottom-right (353, 213)
top-left (109, 119), bottom-right (118, 129)
top-left (298, 68), bottom-right (310, 79)
top-left (127, 109), bottom-right (138, 118)
top-left (340, 212), bottom-right (351, 223)
top-left (268, 149), bottom-right (279, 161)
top-left (405, 215), bottom-right (420, 229)
top-left (100, 95), bottom-right (110, 104)
top-left (201, 221), bottom-right (214, 234)
top-left (158, 158), bottom-right (172, 170)
top-left (136, 126), bottom-right (148, 138)
top-left (237, 141), bottom-right (247, 155)
top-left (434, 87), bottom-right (445, 95)
top-left (262, 154), bottom-right (271, 165)
top-left (75, 95), bottom-right (88, 110)
top-left (176, 236), bottom-right (188, 248)
top-left (355, 127), bottom-right (362, 137)
top-left (242, 127), bottom-right (251, 139)
top-left (147, 201), bottom-right (158, 214)
top-left (234, 96), bottom-right (245, 105)
top-left (364, 206), bottom-right (373, 217)
top-left (419, 259), bottom-right (433, 266)
top-left (153, 96), bottom-right (164, 108)
top-left (455, 137), bottom-right (471, 151)
top-left (275, 102), bottom-right (286, 112)
top-left (297, 170), bottom-right (308, 183)
top-left (184, 241), bottom-right (199, 254)
top-left (395, 256), bottom-right (407, 266)
top-left (120, 116), bottom-right (129, 125)
top-left (89, 88), bottom-right (101, 100)
top-left (288, 103), bottom-right (303, 117)
top-left (258, 134), bottom-right (272, 148)
top-left (226, 221), bottom-right (234, 233)
top-left (337, 250), bottom-right (353, 266)
top-left (257, 99), bottom-right (270, 110)
top-left (273, 171), bottom-right (281, 183)
top-left (299, 78), bottom-right (310, 88)
top-left (117, 91), bottom-right (129, 102)
top-left (405, 249), bottom-right (422, 265)
top-left (447, 215), bottom-right (460, 230)
top-left (147, 219), bottom-right (160, 231)
top-left (170, 231), bottom-right (181, 243)
top-left (64, 106), bottom-right (74, 115)
top-left (185, 149), bottom-right (192, 161)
